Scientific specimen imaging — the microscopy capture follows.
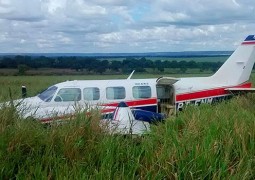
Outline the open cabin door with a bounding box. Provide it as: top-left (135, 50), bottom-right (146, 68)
top-left (156, 77), bottom-right (179, 117)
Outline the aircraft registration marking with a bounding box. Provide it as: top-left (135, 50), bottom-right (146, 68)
top-left (134, 83), bottom-right (149, 85)
top-left (176, 95), bottom-right (232, 111)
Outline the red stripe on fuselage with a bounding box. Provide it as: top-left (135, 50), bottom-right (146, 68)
top-left (41, 114), bottom-right (75, 123)
top-left (41, 107), bottom-right (118, 123)
top-left (242, 41), bottom-right (255, 45)
top-left (103, 98), bottom-right (157, 107)
top-left (176, 82), bottom-right (252, 102)
top-left (101, 108), bottom-right (116, 113)
top-left (39, 99), bottom-right (158, 123)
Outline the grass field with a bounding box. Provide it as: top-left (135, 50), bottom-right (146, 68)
top-left (1, 73), bottom-right (255, 179)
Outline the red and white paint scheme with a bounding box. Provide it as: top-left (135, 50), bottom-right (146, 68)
top-left (107, 102), bottom-right (150, 135)
top-left (3, 35), bottom-right (255, 122)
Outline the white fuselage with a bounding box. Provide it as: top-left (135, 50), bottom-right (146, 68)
top-left (10, 76), bottom-right (251, 123)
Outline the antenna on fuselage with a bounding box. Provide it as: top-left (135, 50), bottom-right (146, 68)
top-left (127, 70), bottom-right (135, 80)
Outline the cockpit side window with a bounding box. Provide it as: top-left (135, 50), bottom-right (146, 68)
top-left (38, 86), bottom-right (58, 102)
top-left (54, 88), bottom-right (81, 102)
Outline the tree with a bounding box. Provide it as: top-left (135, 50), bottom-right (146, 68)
top-left (18, 64), bottom-right (29, 75)
top-left (158, 66), bottom-right (164, 73)
top-left (180, 67), bottom-right (187, 73)
top-left (110, 61), bottom-right (122, 71)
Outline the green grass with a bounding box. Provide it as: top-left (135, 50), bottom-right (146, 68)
top-left (1, 73), bottom-right (255, 178)
top-left (1, 93), bottom-right (255, 178)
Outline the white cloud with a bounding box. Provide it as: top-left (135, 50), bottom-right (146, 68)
top-left (0, 0), bottom-right (44, 21)
top-left (45, 0), bottom-right (67, 14)
top-left (0, 0), bottom-right (254, 52)
top-left (144, 0), bottom-right (254, 26)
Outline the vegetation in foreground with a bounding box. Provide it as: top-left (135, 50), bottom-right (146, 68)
top-left (1, 94), bottom-right (255, 179)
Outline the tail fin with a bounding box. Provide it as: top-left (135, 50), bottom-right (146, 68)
top-left (210, 35), bottom-right (255, 85)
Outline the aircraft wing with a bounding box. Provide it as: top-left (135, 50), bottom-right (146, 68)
top-left (225, 88), bottom-right (255, 93)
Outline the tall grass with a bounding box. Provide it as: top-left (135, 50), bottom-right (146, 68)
top-left (1, 94), bottom-right (255, 179)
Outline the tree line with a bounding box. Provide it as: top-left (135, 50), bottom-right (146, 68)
top-left (0, 55), bottom-right (224, 74)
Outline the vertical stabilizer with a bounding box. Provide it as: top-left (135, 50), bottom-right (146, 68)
top-left (211, 35), bottom-right (255, 85)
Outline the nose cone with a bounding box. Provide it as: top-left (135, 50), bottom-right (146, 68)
top-left (0, 95), bottom-right (44, 120)
top-left (6, 96), bottom-right (44, 118)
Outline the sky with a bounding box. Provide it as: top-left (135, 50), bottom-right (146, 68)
top-left (0, 0), bottom-right (254, 53)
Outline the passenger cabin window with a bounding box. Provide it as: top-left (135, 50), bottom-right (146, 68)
top-left (106, 87), bottom-right (126, 100)
top-left (83, 87), bottom-right (100, 101)
top-left (133, 86), bottom-right (151, 99)
top-left (54, 88), bottom-right (81, 102)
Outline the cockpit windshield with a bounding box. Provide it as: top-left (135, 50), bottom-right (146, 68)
top-left (38, 86), bottom-right (58, 102)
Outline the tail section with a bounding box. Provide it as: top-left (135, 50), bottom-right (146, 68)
top-left (210, 35), bottom-right (255, 85)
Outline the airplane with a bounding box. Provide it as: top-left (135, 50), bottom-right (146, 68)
top-left (1, 34), bottom-right (255, 126)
